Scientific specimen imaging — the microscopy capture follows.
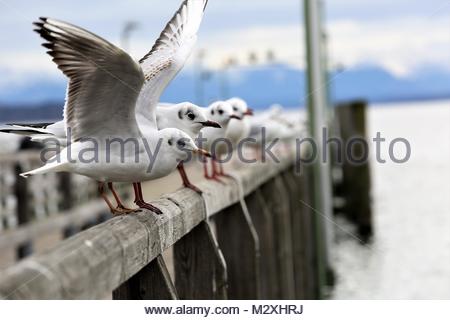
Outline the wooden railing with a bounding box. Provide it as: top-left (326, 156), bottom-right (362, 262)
top-left (0, 151), bottom-right (126, 263)
top-left (0, 148), bottom-right (322, 300)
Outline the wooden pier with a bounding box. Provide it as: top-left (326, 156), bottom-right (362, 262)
top-left (0, 147), bottom-right (326, 299)
top-left (0, 101), bottom-right (373, 300)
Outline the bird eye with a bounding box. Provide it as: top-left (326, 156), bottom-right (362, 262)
top-left (187, 112), bottom-right (195, 120)
top-left (211, 110), bottom-right (214, 115)
top-left (218, 109), bottom-right (224, 115)
top-left (177, 140), bottom-right (186, 148)
top-left (233, 107), bottom-right (238, 111)
top-left (168, 139), bottom-right (173, 146)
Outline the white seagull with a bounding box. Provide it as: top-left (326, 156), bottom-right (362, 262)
top-left (199, 101), bottom-right (240, 181)
top-left (2, 102), bottom-right (219, 147)
top-left (4, 0), bottom-right (212, 195)
top-left (156, 102), bottom-right (220, 193)
top-left (226, 97), bottom-right (254, 148)
top-left (22, 0), bottom-right (210, 215)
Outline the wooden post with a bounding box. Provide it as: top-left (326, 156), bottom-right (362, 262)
top-left (14, 164), bottom-right (33, 259)
top-left (260, 177), bottom-right (296, 299)
top-left (113, 255), bottom-right (178, 300)
top-left (335, 100), bottom-right (372, 242)
top-left (301, 165), bottom-right (322, 298)
top-left (286, 164), bottom-right (321, 299)
top-left (213, 202), bottom-right (261, 299)
top-left (245, 189), bottom-right (279, 299)
top-left (281, 169), bottom-right (307, 299)
top-left (59, 172), bottom-right (80, 239)
top-left (174, 221), bottom-right (227, 299)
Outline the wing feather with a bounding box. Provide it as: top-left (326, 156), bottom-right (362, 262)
top-left (34, 17), bottom-right (145, 141)
top-left (135, 0), bottom-right (208, 126)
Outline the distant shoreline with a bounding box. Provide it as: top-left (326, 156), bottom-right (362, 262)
top-left (1, 97), bottom-right (449, 123)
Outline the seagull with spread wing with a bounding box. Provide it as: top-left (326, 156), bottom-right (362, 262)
top-left (21, 0), bottom-right (210, 215)
top-left (4, 0), bottom-right (211, 197)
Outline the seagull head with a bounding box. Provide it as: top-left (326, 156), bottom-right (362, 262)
top-left (207, 101), bottom-right (236, 126)
top-left (227, 97), bottom-right (254, 118)
top-left (175, 102), bottom-right (221, 138)
top-left (161, 128), bottom-right (211, 162)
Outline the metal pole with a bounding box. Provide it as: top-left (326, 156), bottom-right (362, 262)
top-left (303, 0), bottom-right (334, 298)
top-left (195, 50), bottom-right (206, 106)
top-left (120, 21), bottom-right (139, 52)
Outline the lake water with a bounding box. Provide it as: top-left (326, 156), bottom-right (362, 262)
top-left (331, 99), bottom-right (450, 299)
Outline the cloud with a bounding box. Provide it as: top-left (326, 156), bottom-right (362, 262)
top-left (0, 0), bottom-right (448, 85)
top-left (326, 0), bottom-right (450, 21)
top-left (189, 14), bottom-right (450, 77)
top-left (328, 15), bottom-right (450, 76)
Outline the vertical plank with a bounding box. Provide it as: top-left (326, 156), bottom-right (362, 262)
top-left (113, 255), bottom-right (178, 300)
top-left (58, 172), bottom-right (74, 211)
top-left (59, 172), bottom-right (79, 239)
top-left (213, 202), bottom-right (261, 299)
top-left (296, 165), bottom-right (321, 299)
top-left (174, 221), bottom-right (228, 299)
top-left (281, 169), bottom-right (307, 299)
top-left (335, 101), bottom-right (372, 242)
top-left (245, 190), bottom-right (279, 299)
top-left (14, 164), bottom-right (33, 259)
top-left (260, 176), bottom-right (296, 299)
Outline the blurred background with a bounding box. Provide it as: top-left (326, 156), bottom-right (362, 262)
top-left (1, 0), bottom-right (449, 112)
top-left (0, 0), bottom-right (449, 299)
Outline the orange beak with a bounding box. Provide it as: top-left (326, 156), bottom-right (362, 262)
top-left (194, 148), bottom-right (212, 158)
top-left (244, 108), bottom-right (254, 116)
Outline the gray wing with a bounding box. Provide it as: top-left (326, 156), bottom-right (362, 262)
top-left (136, 0), bottom-right (208, 126)
top-left (34, 17), bottom-right (145, 141)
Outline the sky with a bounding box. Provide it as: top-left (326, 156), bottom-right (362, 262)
top-left (0, 0), bottom-right (449, 88)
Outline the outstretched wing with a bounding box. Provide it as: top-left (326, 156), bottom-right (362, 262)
top-left (136, 0), bottom-right (208, 126)
top-left (34, 17), bottom-right (145, 141)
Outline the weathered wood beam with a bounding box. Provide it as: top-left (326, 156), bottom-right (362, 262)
top-left (174, 221), bottom-right (227, 299)
top-left (213, 202), bottom-right (261, 300)
top-left (261, 176), bottom-right (296, 299)
top-left (0, 154), bottom-right (293, 299)
top-left (246, 189), bottom-right (279, 299)
top-left (0, 200), bottom-right (109, 251)
top-left (113, 255), bottom-right (178, 300)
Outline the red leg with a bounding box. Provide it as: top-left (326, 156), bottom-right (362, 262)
top-left (133, 182), bottom-right (142, 203)
top-left (203, 157), bottom-right (210, 178)
top-left (209, 157), bottom-right (226, 184)
top-left (177, 163), bottom-right (202, 194)
top-left (98, 182), bottom-right (128, 215)
top-left (108, 182), bottom-right (139, 213)
top-left (133, 182), bottom-right (163, 215)
top-left (217, 158), bottom-right (233, 178)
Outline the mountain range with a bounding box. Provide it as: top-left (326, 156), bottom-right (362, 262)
top-left (0, 63), bottom-right (449, 121)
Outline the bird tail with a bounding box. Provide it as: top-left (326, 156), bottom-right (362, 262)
top-left (20, 162), bottom-right (68, 178)
top-left (0, 128), bottom-right (44, 136)
top-left (0, 124), bottom-right (53, 137)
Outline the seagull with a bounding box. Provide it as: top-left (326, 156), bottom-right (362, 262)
top-left (226, 97), bottom-right (254, 148)
top-left (0, 121), bottom-right (67, 146)
top-left (199, 101), bottom-right (240, 181)
top-left (22, 0), bottom-right (210, 215)
top-left (156, 102), bottom-right (220, 193)
top-left (156, 102), bottom-right (220, 139)
top-left (5, 0), bottom-right (210, 201)
top-left (248, 105), bottom-right (306, 160)
top-left (1, 101), bottom-right (219, 148)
